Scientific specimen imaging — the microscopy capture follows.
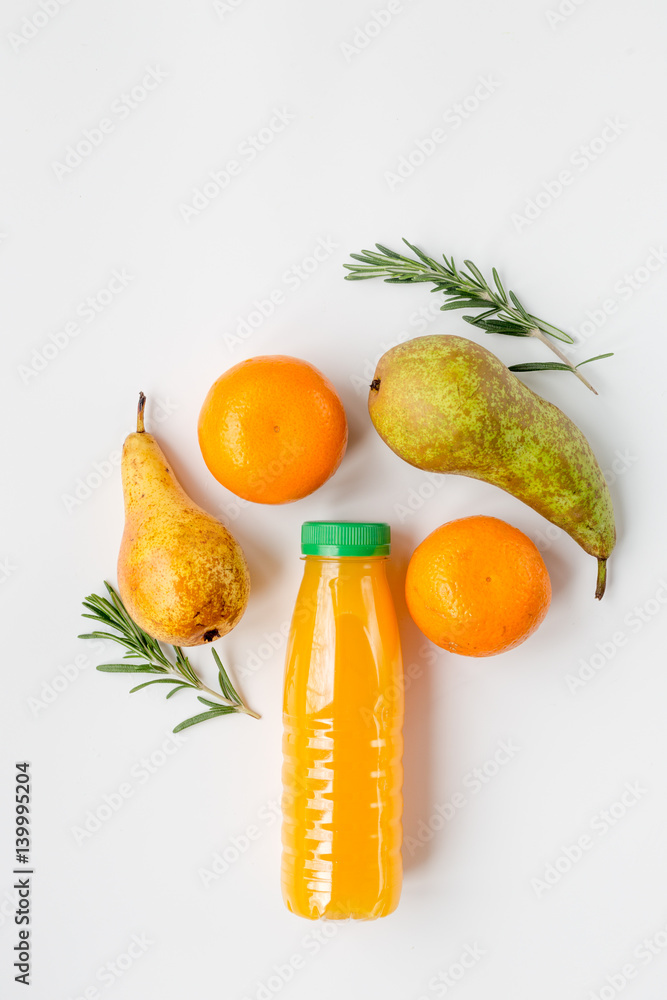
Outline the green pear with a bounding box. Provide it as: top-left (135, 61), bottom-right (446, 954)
top-left (118, 393), bottom-right (250, 645)
top-left (369, 335), bottom-right (616, 598)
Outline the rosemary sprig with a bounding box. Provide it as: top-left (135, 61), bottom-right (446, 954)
top-left (79, 583), bottom-right (260, 732)
top-left (344, 239), bottom-right (612, 393)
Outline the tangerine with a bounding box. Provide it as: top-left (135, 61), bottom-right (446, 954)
top-left (198, 355), bottom-right (348, 504)
top-left (405, 515), bottom-right (551, 656)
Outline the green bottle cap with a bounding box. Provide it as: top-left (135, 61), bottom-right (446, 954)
top-left (301, 521), bottom-right (391, 557)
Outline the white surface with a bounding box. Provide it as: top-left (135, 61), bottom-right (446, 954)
top-left (2, 1), bottom-right (667, 998)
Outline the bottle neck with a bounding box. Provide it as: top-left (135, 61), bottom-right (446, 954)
top-left (301, 554), bottom-right (388, 581)
top-left (302, 555), bottom-right (388, 565)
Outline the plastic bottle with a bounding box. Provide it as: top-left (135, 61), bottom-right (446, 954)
top-left (281, 521), bottom-right (403, 920)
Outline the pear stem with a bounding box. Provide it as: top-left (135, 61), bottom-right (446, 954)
top-left (530, 329), bottom-right (597, 394)
top-left (595, 559), bottom-right (607, 600)
top-left (137, 392), bottom-right (146, 432)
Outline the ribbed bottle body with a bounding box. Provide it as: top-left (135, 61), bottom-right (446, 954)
top-left (281, 556), bottom-right (403, 920)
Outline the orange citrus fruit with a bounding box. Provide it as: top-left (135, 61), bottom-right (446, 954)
top-left (198, 355), bottom-right (348, 504)
top-left (405, 515), bottom-right (551, 657)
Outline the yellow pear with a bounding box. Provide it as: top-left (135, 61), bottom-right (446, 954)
top-left (117, 393), bottom-right (250, 646)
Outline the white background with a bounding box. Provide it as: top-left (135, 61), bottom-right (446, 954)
top-left (2, 1), bottom-right (667, 998)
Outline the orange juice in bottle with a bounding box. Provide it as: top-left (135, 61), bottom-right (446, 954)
top-left (281, 521), bottom-right (403, 920)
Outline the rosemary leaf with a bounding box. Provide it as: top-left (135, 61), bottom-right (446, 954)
top-left (165, 684), bottom-right (191, 700)
top-left (344, 239), bottom-right (613, 392)
top-left (80, 584), bottom-right (259, 732)
top-left (174, 709), bottom-right (235, 733)
top-left (95, 664), bottom-right (159, 674)
top-left (129, 678), bottom-right (189, 694)
top-left (508, 362), bottom-right (575, 373)
top-left (509, 354), bottom-right (613, 375)
top-left (577, 353), bottom-right (614, 367)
